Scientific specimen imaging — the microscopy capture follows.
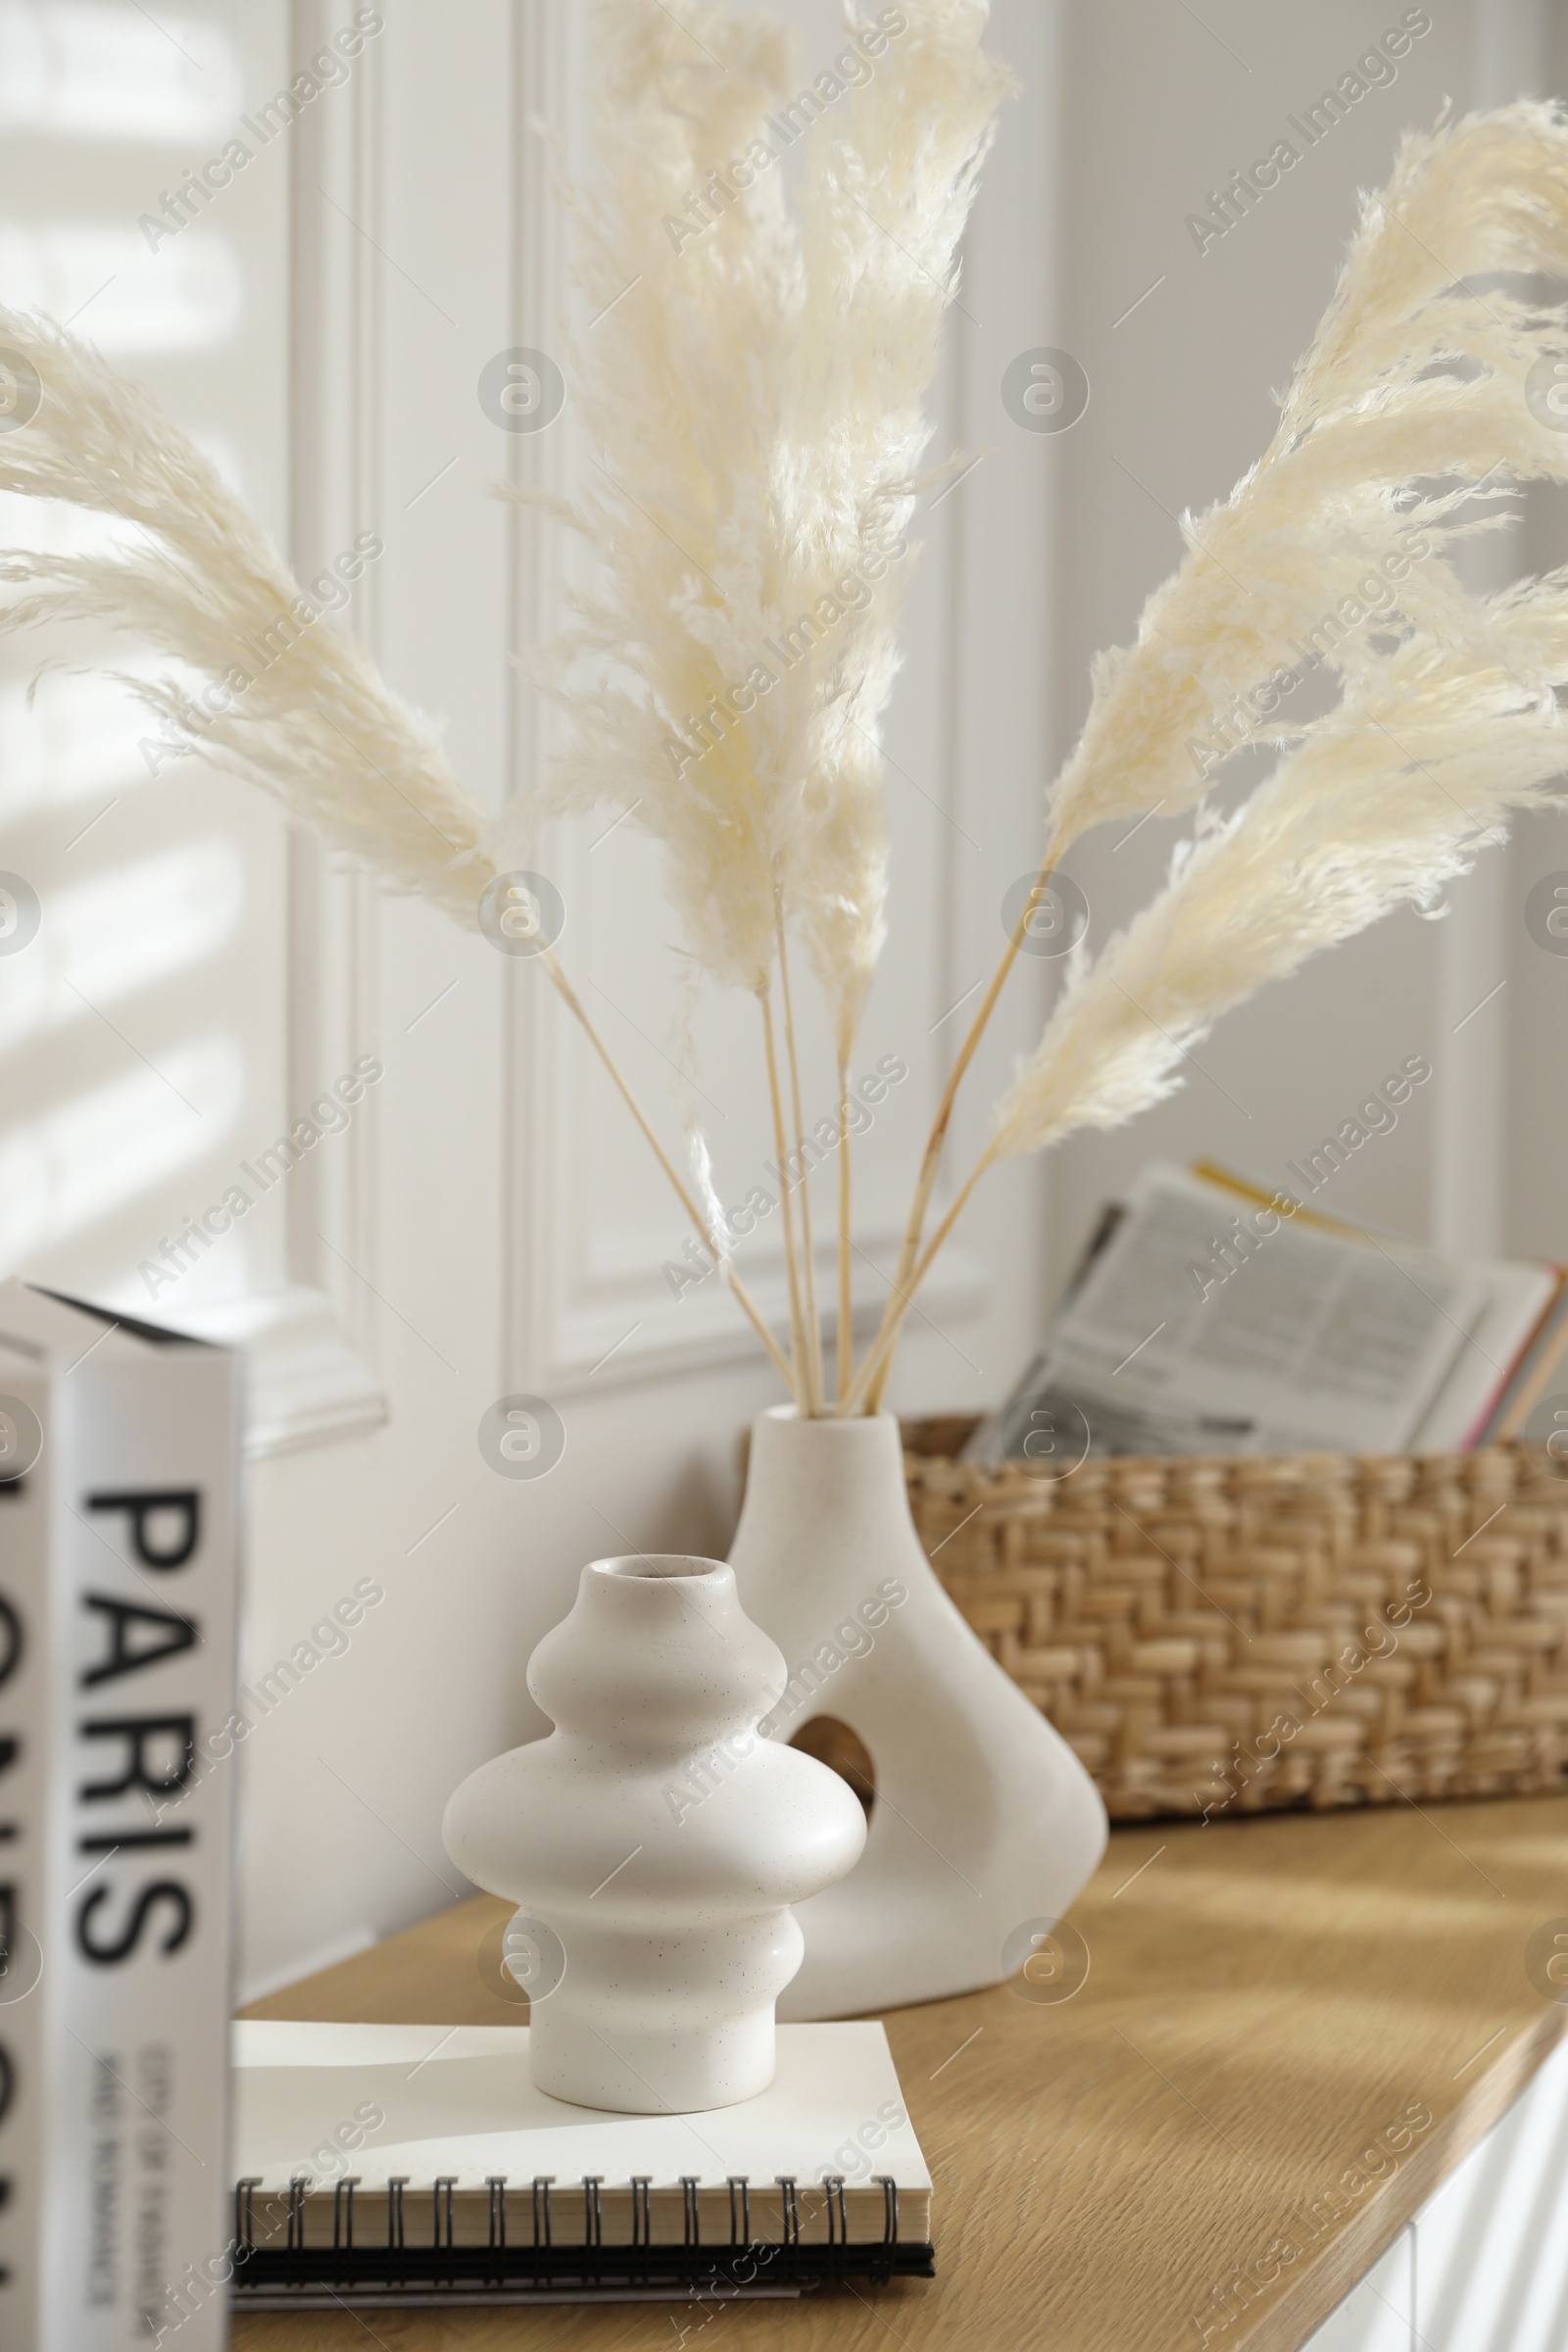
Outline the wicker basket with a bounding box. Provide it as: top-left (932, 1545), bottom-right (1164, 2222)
top-left (903, 1417), bottom-right (1568, 1821)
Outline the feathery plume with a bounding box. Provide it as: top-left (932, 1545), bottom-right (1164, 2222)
top-left (993, 630), bottom-right (1568, 1161)
top-left (496, 0), bottom-right (1010, 1052)
top-left (20, 46), bottom-right (1566, 1427)
top-left (867, 100), bottom-right (1568, 1406)
top-left (1044, 101), bottom-right (1568, 858)
top-left (0, 310), bottom-right (492, 921)
top-left (848, 621), bottom-right (1568, 1410)
top-left (0, 309), bottom-right (801, 1389)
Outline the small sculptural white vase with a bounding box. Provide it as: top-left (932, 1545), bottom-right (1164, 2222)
top-left (730, 1408), bottom-right (1108, 2020)
top-left (442, 1553), bottom-right (865, 2114)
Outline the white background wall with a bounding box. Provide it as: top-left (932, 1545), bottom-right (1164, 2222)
top-left (4, 0), bottom-right (1566, 1996)
top-left (0, 2), bottom-right (293, 1317)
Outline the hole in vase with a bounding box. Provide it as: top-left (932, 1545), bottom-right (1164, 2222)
top-left (789, 1715), bottom-right (876, 1819)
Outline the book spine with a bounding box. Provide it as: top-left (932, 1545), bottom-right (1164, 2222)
top-left (0, 1362), bottom-right (52, 2350)
top-left (46, 1348), bottom-right (241, 2351)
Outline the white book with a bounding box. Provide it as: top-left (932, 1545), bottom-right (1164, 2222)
top-left (0, 1284), bottom-right (241, 2352)
top-left (229, 2020), bottom-right (933, 2308)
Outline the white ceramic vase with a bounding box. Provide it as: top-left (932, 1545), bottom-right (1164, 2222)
top-left (729, 1407), bottom-right (1108, 2020)
top-left (442, 1553), bottom-right (865, 2114)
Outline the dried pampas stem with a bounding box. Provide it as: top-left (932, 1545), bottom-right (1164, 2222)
top-left (760, 989), bottom-right (810, 1408)
top-left (775, 899), bottom-right (824, 1413)
top-left (847, 1149), bottom-right (992, 1414)
top-left (546, 953), bottom-right (796, 1392)
top-left (837, 1053), bottom-right (854, 1407)
top-left (860, 831), bottom-right (1061, 1411)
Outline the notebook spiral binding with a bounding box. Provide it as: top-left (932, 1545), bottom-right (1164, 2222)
top-left (230, 2166), bottom-right (933, 2306)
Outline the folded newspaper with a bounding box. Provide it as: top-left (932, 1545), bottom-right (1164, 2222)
top-left (967, 1162), bottom-right (1562, 1464)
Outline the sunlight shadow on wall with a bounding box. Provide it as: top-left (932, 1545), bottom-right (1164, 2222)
top-left (0, 1033), bottom-right (243, 1273)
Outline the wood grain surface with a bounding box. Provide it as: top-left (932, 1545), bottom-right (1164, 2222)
top-left (236, 1794), bottom-right (1568, 2351)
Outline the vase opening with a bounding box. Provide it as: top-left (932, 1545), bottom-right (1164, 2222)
top-left (593, 1553), bottom-right (724, 1582)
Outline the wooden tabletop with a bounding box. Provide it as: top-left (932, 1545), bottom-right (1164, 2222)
top-left (236, 1793), bottom-right (1568, 2351)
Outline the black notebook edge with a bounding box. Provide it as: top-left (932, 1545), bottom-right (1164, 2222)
top-left (230, 2168), bottom-right (934, 2304)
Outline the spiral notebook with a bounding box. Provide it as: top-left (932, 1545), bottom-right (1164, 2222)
top-left (229, 2020), bottom-right (934, 2308)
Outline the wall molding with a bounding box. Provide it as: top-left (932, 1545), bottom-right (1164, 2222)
top-left (175, 1283), bottom-right (387, 1458)
top-left (1430, 0), bottom-right (1549, 1258)
top-left (505, 0), bottom-right (573, 1398)
top-left (222, 0), bottom-right (392, 1454)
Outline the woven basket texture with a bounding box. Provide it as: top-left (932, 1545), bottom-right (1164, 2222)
top-left (903, 1417), bottom-right (1568, 1820)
